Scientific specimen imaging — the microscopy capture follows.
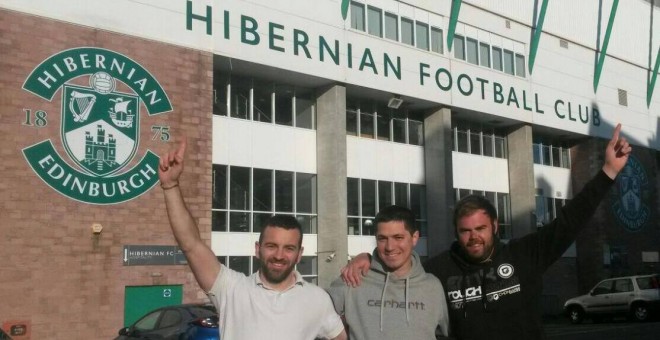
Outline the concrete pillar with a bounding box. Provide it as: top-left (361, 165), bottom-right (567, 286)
top-left (424, 108), bottom-right (454, 257)
top-left (315, 84), bottom-right (347, 289)
top-left (506, 124), bottom-right (536, 237)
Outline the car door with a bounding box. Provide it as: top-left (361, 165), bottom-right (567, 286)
top-left (610, 278), bottom-right (634, 313)
top-left (584, 279), bottom-right (614, 313)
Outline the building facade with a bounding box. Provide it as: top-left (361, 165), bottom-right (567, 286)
top-left (1, 0), bottom-right (659, 338)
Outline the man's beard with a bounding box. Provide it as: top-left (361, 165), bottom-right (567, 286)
top-left (260, 258), bottom-right (296, 284)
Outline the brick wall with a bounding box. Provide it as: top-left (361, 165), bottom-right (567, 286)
top-left (0, 9), bottom-right (213, 339)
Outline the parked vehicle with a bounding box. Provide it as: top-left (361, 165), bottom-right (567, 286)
top-left (564, 274), bottom-right (660, 324)
top-left (115, 303), bottom-right (219, 340)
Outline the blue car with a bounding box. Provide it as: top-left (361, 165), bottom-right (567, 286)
top-left (115, 303), bottom-right (219, 340)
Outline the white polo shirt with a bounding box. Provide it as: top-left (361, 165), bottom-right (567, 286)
top-left (207, 264), bottom-right (344, 340)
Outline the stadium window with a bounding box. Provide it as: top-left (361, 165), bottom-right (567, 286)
top-left (367, 6), bottom-right (383, 37)
top-left (401, 18), bottom-right (414, 46)
top-left (466, 38), bottom-right (478, 65)
top-left (384, 12), bottom-right (398, 41)
top-left (415, 22), bottom-right (429, 51)
top-left (479, 42), bottom-right (491, 67)
top-left (515, 53), bottom-right (526, 77)
top-left (431, 27), bottom-right (443, 54)
top-left (503, 49), bottom-right (515, 75)
top-left (453, 35), bottom-right (465, 60)
top-left (492, 47), bottom-right (503, 71)
top-left (350, 1), bottom-right (365, 31)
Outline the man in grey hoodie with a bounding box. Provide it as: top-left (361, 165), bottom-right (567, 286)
top-left (328, 205), bottom-right (450, 339)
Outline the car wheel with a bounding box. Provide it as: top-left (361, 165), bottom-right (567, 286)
top-left (568, 306), bottom-right (584, 324)
top-left (630, 303), bottom-right (649, 322)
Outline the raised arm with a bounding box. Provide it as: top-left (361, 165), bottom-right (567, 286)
top-left (159, 138), bottom-right (220, 291)
top-left (601, 123), bottom-right (631, 179)
top-left (340, 252), bottom-right (372, 287)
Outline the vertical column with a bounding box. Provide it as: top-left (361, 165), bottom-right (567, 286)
top-left (316, 84), bottom-right (347, 288)
top-left (424, 108), bottom-right (454, 257)
top-left (507, 124), bottom-right (536, 237)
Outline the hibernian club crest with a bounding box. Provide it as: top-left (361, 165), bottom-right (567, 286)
top-left (22, 47), bottom-right (172, 204)
top-left (612, 155), bottom-right (649, 232)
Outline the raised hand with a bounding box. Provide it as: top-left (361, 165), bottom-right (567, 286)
top-left (602, 124), bottom-right (631, 179)
top-left (158, 137), bottom-right (187, 189)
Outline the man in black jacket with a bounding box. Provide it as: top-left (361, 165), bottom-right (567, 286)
top-left (341, 124), bottom-right (631, 339)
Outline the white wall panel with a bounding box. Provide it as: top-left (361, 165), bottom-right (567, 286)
top-left (212, 232), bottom-right (318, 256)
top-left (451, 152), bottom-right (510, 193)
top-left (347, 136), bottom-right (425, 183)
top-left (533, 165), bottom-right (572, 199)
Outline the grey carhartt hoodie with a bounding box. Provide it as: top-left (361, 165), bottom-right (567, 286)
top-left (328, 250), bottom-right (450, 340)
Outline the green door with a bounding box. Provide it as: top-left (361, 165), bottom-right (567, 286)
top-left (123, 285), bottom-right (183, 326)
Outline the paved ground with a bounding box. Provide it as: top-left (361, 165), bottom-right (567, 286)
top-left (544, 317), bottom-right (660, 340)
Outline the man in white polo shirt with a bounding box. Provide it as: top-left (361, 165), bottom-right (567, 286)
top-left (158, 139), bottom-right (346, 340)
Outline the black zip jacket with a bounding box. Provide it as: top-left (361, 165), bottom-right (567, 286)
top-left (424, 170), bottom-right (614, 340)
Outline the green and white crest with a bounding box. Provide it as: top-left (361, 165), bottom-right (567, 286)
top-left (22, 47), bottom-right (172, 205)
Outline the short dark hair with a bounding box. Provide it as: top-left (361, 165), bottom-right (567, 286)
top-left (375, 205), bottom-right (418, 235)
top-left (453, 195), bottom-right (498, 228)
top-left (258, 215), bottom-right (303, 247)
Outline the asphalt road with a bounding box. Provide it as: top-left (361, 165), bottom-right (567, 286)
top-left (544, 317), bottom-right (660, 340)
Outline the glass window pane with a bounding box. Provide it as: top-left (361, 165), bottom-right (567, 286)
top-left (346, 98), bottom-right (358, 136)
top-left (253, 212), bottom-right (272, 234)
top-left (466, 38), bottom-right (478, 64)
top-left (535, 196), bottom-right (546, 226)
top-left (135, 311), bottom-right (161, 330)
top-left (408, 120), bottom-right (423, 146)
top-left (295, 93), bottom-right (314, 129)
top-left (416, 22), bottom-right (429, 50)
top-left (361, 179), bottom-right (376, 217)
top-left (552, 147), bottom-right (561, 168)
top-left (457, 130), bottom-right (468, 153)
top-left (296, 173), bottom-right (316, 213)
top-left (469, 131), bottom-right (481, 155)
top-left (212, 164), bottom-right (227, 209)
top-left (253, 168), bottom-right (272, 211)
top-left (479, 42), bottom-right (491, 67)
top-left (378, 181), bottom-right (392, 211)
top-left (392, 118), bottom-right (406, 143)
top-left (213, 76), bottom-right (228, 116)
top-left (229, 212), bottom-right (250, 232)
top-left (503, 49), bottom-right (514, 75)
top-left (533, 143), bottom-right (541, 164)
top-left (494, 136), bottom-right (505, 158)
top-left (561, 148), bottom-right (570, 168)
top-left (231, 81), bottom-right (250, 119)
top-left (367, 6), bottom-right (382, 37)
top-left (212, 210), bottom-right (227, 232)
top-left (297, 256), bottom-right (317, 275)
top-left (252, 257), bottom-right (260, 273)
top-left (483, 133), bottom-right (493, 157)
top-left (454, 35), bottom-right (465, 60)
top-left (160, 310), bottom-right (181, 328)
top-left (347, 217), bottom-right (360, 235)
top-left (384, 12), bottom-right (398, 41)
top-left (394, 182), bottom-right (408, 207)
top-left (410, 184), bottom-right (426, 220)
top-left (347, 178), bottom-right (359, 216)
top-left (401, 18), bottom-right (414, 46)
top-left (515, 53), bottom-right (526, 77)
top-left (228, 256), bottom-right (250, 276)
top-left (360, 109), bottom-right (375, 138)
top-left (492, 47), bottom-right (503, 71)
top-left (542, 145), bottom-right (551, 165)
top-left (362, 218), bottom-right (376, 235)
top-left (431, 27), bottom-right (443, 53)
top-left (275, 90), bottom-right (293, 126)
top-left (497, 193), bottom-right (510, 224)
top-left (546, 197), bottom-right (554, 221)
top-left (230, 166), bottom-right (250, 210)
top-left (376, 105), bottom-right (390, 141)
top-left (350, 1), bottom-right (365, 31)
top-left (275, 170), bottom-right (294, 212)
top-left (253, 86), bottom-right (272, 122)
top-left (297, 215), bottom-right (317, 234)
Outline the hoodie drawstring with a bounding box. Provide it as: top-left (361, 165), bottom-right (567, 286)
top-left (405, 277), bottom-right (410, 325)
top-left (379, 272), bottom-right (390, 331)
